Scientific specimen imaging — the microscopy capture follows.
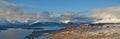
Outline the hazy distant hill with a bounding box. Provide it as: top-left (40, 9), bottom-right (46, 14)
top-left (0, 19), bottom-right (83, 28)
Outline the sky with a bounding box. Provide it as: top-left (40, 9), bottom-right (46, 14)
top-left (4, 0), bottom-right (120, 13)
top-left (0, 0), bottom-right (120, 23)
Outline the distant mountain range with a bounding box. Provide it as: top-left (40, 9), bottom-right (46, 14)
top-left (0, 19), bottom-right (91, 28)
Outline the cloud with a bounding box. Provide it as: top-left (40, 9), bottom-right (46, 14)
top-left (89, 6), bottom-right (120, 23)
top-left (0, 0), bottom-right (94, 23)
top-left (0, 0), bottom-right (40, 22)
top-left (0, 0), bottom-right (23, 7)
top-left (0, 8), bottom-right (40, 22)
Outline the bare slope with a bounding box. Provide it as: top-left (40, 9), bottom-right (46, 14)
top-left (46, 24), bottom-right (120, 39)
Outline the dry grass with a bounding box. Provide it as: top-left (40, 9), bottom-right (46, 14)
top-left (46, 24), bottom-right (120, 39)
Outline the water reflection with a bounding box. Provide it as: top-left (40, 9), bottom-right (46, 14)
top-left (0, 26), bottom-right (66, 39)
top-left (25, 30), bottom-right (56, 39)
top-left (0, 28), bottom-right (33, 39)
top-left (25, 26), bottom-right (65, 39)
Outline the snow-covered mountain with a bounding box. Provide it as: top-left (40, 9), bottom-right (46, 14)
top-left (0, 18), bottom-right (91, 28)
top-left (0, 19), bottom-right (12, 26)
top-left (0, 19), bottom-right (34, 27)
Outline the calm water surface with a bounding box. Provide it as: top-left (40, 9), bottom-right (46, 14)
top-left (0, 28), bottom-right (33, 39)
top-left (0, 26), bottom-right (65, 39)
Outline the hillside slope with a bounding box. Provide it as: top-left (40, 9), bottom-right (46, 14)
top-left (46, 24), bottom-right (120, 39)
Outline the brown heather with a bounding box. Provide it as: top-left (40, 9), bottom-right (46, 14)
top-left (46, 24), bottom-right (120, 39)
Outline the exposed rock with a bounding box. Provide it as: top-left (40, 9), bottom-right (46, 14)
top-left (46, 24), bottom-right (120, 39)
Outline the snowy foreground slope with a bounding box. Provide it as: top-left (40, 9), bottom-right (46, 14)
top-left (46, 23), bottom-right (120, 39)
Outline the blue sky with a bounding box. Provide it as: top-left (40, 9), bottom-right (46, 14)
top-left (4, 0), bottom-right (120, 13)
top-left (0, 0), bottom-right (120, 23)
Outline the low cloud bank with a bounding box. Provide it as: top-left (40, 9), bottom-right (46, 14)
top-left (90, 6), bottom-right (120, 23)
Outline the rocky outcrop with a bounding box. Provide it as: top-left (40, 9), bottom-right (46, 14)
top-left (46, 24), bottom-right (120, 39)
